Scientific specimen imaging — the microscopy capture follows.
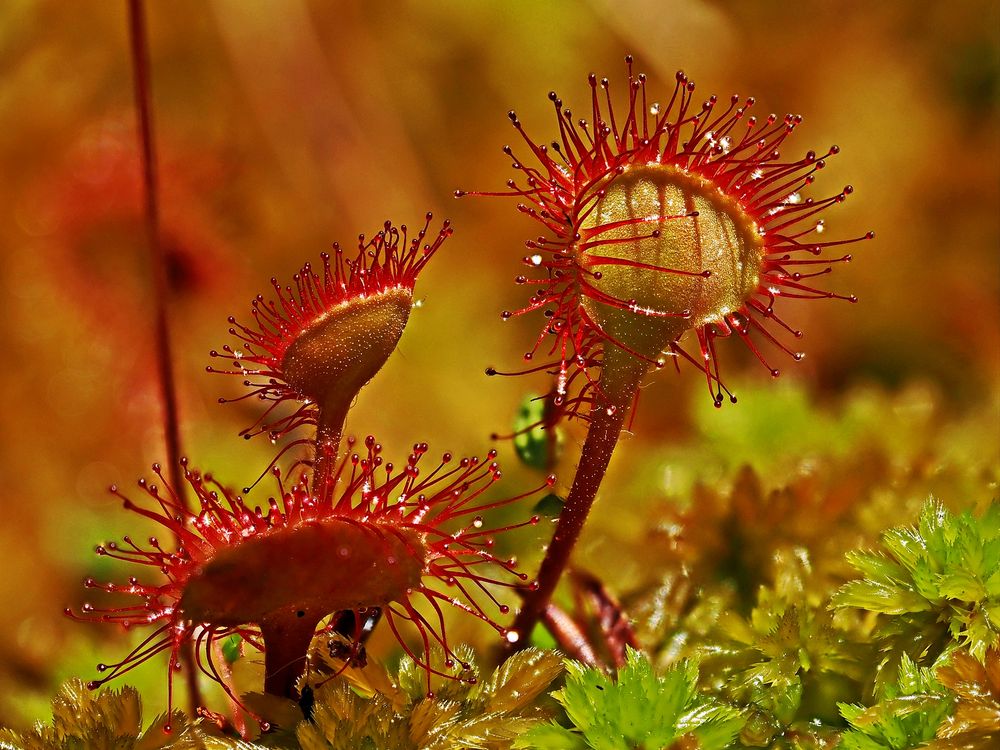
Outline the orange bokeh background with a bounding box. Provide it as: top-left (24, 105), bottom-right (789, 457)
top-left (0, 0), bottom-right (997, 726)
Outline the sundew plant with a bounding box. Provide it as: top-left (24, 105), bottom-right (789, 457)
top-left (1, 3), bottom-right (998, 749)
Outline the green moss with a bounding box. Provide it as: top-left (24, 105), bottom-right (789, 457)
top-left (515, 648), bottom-right (743, 750)
top-left (833, 499), bottom-right (1000, 682)
top-left (838, 654), bottom-right (954, 750)
top-left (292, 645), bottom-right (564, 750)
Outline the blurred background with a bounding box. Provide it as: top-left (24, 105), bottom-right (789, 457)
top-left (0, 0), bottom-right (997, 727)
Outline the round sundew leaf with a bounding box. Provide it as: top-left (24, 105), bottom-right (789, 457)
top-left (281, 287), bottom-right (413, 408)
top-left (180, 518), bottom-right (426, 626)
top-left (580, 164), bottom-right (764, 363)
top-left (213, 217), bottom-right (452, 445)
top-left (467, 59), bottom-right (871, 413)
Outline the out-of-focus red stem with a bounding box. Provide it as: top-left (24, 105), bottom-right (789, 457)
top-left (541, 603), bottom-right (599, 666)
top-left (126, 0), bottom-right (201, 712)
top-left (127, 0), bottom-right (185, 504)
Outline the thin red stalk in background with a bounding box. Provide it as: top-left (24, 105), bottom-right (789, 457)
top-left (125, 0), bottom-right (201, 711)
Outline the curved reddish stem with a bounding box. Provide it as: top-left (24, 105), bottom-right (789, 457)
top-left (509, 346), bottom-right (645, 643)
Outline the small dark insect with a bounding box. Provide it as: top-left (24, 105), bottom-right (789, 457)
top-left (298, 684), bottom-right (315, 721)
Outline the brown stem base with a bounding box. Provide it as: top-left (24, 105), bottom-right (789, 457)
top-left (261, 611), bottom-right (323, 698)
